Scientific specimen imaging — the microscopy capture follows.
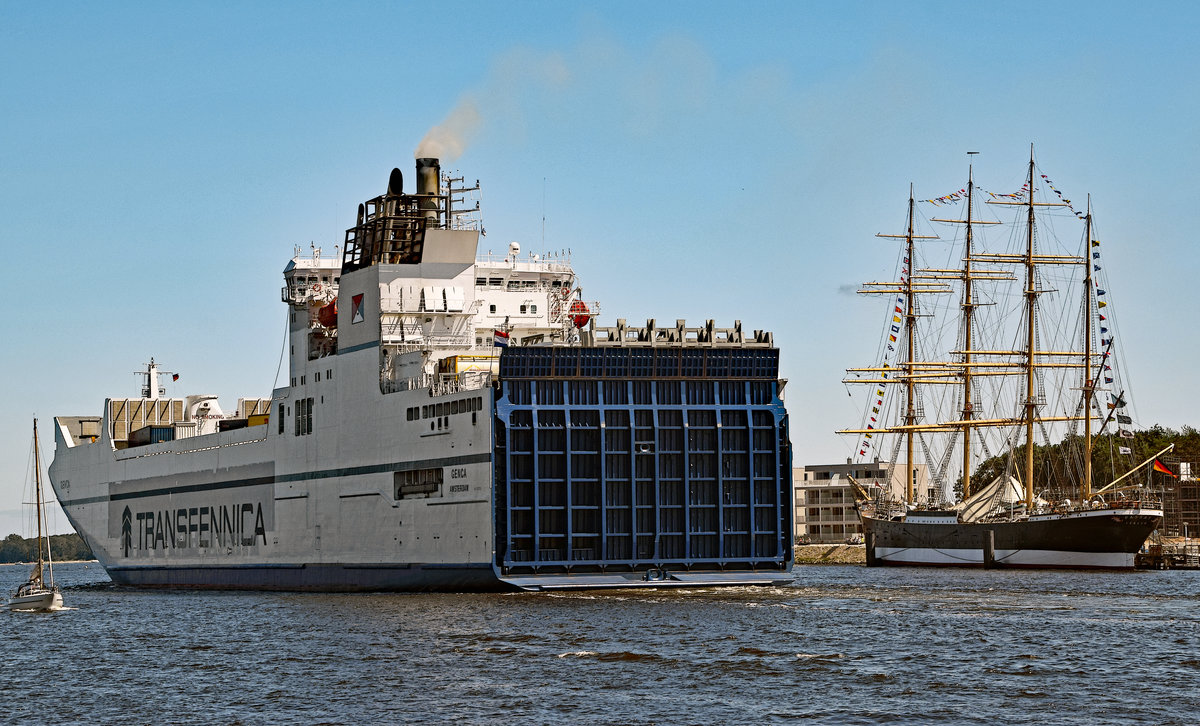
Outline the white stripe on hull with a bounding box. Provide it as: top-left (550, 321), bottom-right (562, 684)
top-left (876, 546), bottom-right (1135, 569)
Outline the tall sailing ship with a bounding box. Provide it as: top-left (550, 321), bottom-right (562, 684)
top-left (47, 154), bottom-right (794, 591)
top-left (841, 150), bottom-right (1163, 569)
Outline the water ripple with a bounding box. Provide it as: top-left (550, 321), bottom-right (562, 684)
top-left (4, 563), bottom-right (1200, 724)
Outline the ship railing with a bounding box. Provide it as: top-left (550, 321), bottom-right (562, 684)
top-left (381, 332), bottom-right (474, 350)
top-left (380, 370), bottom-right (492, 395)
top-left (583, 319), bottom-right (775, 348)
top-left (431, 371), bottom-right (492, 397)
top-left (475, 251), bottom-right (575, 271)
top-left (381, 375), bottom-right (428, 394)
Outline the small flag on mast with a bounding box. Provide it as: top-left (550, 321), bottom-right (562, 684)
top-left (1153, 459), bottom-right (1177, 478)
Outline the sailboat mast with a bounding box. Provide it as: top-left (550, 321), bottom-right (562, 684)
top-left (1082, 197), bottom-right (1094, 500)
top-left (961, 167), bottom-right (976, 497)
top-left (905, 185), bottom-right (917, 503)
top-left (1023, 150), bottom-right (1037, 509)
top-left (32, 418), bottom-right (45, 586)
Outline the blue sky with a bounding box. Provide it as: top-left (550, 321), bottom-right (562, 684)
top-left (2, 2), bottom-right (1196, 534)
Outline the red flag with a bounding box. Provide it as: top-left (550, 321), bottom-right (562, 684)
top-left (1153, 459), bottom-right (1177, 478)
top-left (172, 373), bottom-right (179, 382)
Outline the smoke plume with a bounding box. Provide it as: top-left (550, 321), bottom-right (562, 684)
top-left (415, 97), bottom-right (483, 161)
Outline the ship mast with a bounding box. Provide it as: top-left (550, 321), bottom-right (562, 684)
top-left (873, 186), bottom-right (941, 503)
top-left (1022, 148), bottom-right (1037, 510)
top-left (840, 190), bottom-right (948, 501)
top-left (32, 418), bottom-right (45, 588)
top-left (1082, 196), bottom-right (1094, 500)
top-left (961, 168), bottom-right (979, 497)
top-left (904, 187), bottom-right (918, 502)
top-left (928, 163), bottom-right (1003, 499)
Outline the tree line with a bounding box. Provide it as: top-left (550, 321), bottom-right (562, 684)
top-left (960, 425), bottom-right (1200, 499)
top-left (0, 533), bottom-right (94, 563)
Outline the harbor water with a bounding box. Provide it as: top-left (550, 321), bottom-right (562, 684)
top-left (4, 562), bottom-right (1199, 724)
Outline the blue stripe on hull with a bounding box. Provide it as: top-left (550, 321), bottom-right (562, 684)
top-left (105, 563), bottom-right (505, 592)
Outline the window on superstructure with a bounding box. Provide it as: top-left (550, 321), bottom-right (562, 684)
top-left (294, 398), bottom-right (314, 436)
top-left (489, 305), bottom-right (496, 313)
top-left (489, 278), bottom-right (502, 286)
top-left (278, 404), bottom-right (285, 435)
top-left (476, 278), bottom-right (487, 286)
top-left (520, 305), bottom-right (527, 314)
top-left (531, 305), bottom-right (537, 314)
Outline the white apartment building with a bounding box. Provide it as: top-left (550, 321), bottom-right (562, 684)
top-left (794, 459), bottom-right (933, 544)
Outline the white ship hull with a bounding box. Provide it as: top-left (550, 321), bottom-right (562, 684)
top-left (51, 357), bottom-right (502, 590)
top-left (8, 587), bottom-right (62, 611)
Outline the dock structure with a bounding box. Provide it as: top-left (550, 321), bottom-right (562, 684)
top-left (1135, 541), bottom-right (1200, 570)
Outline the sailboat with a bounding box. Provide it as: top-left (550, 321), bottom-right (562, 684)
top-left (8, 418), bottom-right (63, 611)
top-left (841, 149), bottom-right (1163, 569)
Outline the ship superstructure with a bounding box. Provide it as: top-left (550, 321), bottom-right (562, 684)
top-left (48, 157), bottom-right (794, 591)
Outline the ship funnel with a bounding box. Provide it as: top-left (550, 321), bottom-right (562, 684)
top-left (416, 157), bottom-right (441, 225)
top-left (387, 167), bottom-right (404, 196)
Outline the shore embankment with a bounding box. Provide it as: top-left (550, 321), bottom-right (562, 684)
top-left (794, 544), bottom-right (866, 565)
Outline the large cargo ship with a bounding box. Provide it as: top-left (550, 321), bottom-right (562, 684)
top-left (48, 157), bottom-right (794, 591)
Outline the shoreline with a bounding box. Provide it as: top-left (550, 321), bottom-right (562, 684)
top-left (0, 559), bottom-right (98, 566)
top-left (794, 544), bottom-right (866, 565)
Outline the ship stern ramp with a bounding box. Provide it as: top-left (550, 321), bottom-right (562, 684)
top-left (491, 333), bottom-right (794, 591)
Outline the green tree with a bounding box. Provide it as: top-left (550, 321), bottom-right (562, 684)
top-left (0, 533), bottom-right (32, 563)
top-left (956, 424), bottom-right (1197, 500)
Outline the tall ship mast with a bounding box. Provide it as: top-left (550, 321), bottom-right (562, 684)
top-left (46, 154), bottom-right (795, 591)
top-left (841, 150), bottom-right (1163, 569)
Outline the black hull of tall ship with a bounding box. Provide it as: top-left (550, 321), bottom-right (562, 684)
top-left (862, 508), bottom-right (1162, 569)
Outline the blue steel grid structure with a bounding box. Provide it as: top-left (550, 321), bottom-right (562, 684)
top-left (493, 346), bottom-right (792, 577)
